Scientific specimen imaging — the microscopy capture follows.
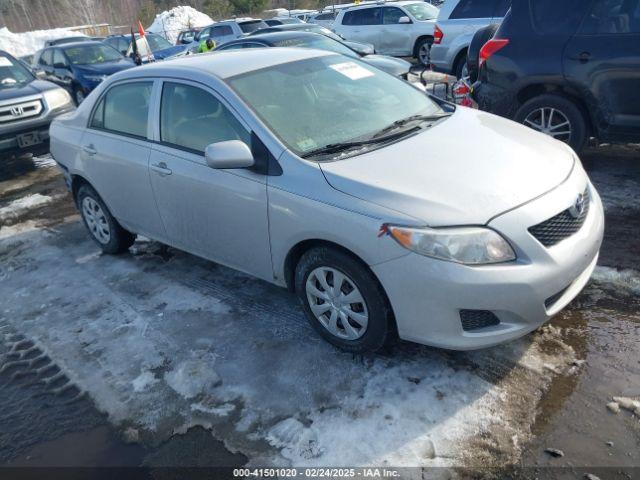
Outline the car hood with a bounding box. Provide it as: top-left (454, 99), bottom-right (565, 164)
top-left (362, 55), bottom-right (411, 77)
top-left (153, 44), bottom-right (189, 59)
top-left (0, 79), bottom-right (59, 100)
top-left (319, 108), bottom-right (576, 226)
top-left (75, 59), bottom-right (134, 76)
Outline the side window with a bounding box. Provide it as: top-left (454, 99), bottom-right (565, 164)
top-left (53, 49), bottom-right (67, 67)
top-left (529, 0), bottom-right (589, 34)
top-left (450, 0), bottom-right (497, 19)
top-left (493, 0), bottom-right (511, 17)
top-left (92, 82), bottom-right (153, 138)
top-left (40, 49), bottom-right (53, 66)
top-left (118, 38), bottom-right (130, 53)
top-left (383, 7), bottom-right (408, 24)
top-left (580, 0), bottom-right (640, 34)
top-left (160, 82), bottom-right (250, 153)
top-left (344, 7), bottom-right (382, 25)
top-left (212, 25), bottom-right (234, 36)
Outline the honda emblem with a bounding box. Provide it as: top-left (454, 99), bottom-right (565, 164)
top-left (10, 106), bottom-right (24, 117)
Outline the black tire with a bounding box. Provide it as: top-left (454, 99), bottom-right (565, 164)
top-left (453, 49), bottom-right (468, 79)
top-left (294, 247), bottom-right (393, 353)
top-left (414, 37), bottom-right (432, 67)
top-left (514, 94), bottom-right (588, 152)
top-left (76, 184), bottom-right (136, 254)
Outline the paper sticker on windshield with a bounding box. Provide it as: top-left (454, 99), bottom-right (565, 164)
top-left (0, 57), bottom-right (13, 67)
top-left (297, 138), bottom-right (318, 151)
top-left (329, 62), bottom-right (374, 80)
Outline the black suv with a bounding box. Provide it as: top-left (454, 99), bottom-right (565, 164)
top-left (474, 0), bottom-right (640, 151)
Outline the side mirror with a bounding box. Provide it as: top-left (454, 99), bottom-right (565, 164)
top-left (398, 16), bottom-right (412, 24)
top-left (34, 70), bottom-right (47, 79)
top-left (205, 140), bottom-right (254, 169)
top-left (345, 41), bottom-right (374, 56)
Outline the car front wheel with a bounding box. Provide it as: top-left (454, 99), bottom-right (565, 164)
top-left (76, 185), bottom-right (136, 254)
top-left (514, 94), bottom-right (588, 152)
top-left (295, 247), bottom-right (393, 353)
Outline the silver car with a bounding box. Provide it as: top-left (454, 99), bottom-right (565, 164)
top-left (430, 0), bottom-right (510, 77)
top-left (50, 49), bottom-right (604, 352)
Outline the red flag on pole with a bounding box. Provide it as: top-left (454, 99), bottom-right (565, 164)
top-left (138, 20), bottom-right (146, 37)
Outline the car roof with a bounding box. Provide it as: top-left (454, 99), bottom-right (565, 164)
top-left (112, 47), bottom-right (333, 80)
top-left (341, 0), bottom-right (419, 10)
top-left (232, 31), bottom-right (326, 44)
top-left (57, 41), bottom-right (107, 49)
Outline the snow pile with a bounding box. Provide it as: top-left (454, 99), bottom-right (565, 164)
top-left (0, 27), bottom-right (85, 58)
top-left (147, 6), bottom-right (214, 44)
top-left (593, 266), bottom-right (640, 295)
top-left (0, 193), bottom-right (53, 224)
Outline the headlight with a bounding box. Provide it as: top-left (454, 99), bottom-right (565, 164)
top-left (43, 88), bottom-right (73, 110)
top-left (84, 75), bottom-right (107, 82)
top-left (386, 225), bottom-right (516, 265)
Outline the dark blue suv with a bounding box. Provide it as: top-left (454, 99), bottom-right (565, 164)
top-left (32, 42), bottom-right (134, 105)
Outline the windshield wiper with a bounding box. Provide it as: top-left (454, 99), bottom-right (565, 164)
top-left (371, 113), bottom-right (451, 138)
top-left (300, 125), bottom-right (425, 159)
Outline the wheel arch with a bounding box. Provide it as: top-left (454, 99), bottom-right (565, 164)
top-left (413, 35), bottom-right (434, 58)
top-left (515, 83), bottom-right (595, 137)
top-left (71, 174), bottom-right (93, 206)
top-left (452, 46), bottom-right (469, 75)
top-left (283, 238), bottom-right (399, 336)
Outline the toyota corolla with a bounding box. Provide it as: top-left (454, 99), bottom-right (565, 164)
top-left (49, 49), bottom-right (604, 352)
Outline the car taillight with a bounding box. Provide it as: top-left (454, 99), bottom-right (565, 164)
top-left (433, 25), bottom-right (444, 45)
top-left (479, 38), bottom-right (509, 68)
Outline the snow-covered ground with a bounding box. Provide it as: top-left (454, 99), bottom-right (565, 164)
top-left (147, 6), bottom-right (214, 44)
top-left (0, 222), bottom-right (582, 469)
top-left (0, 27), bottom-right (85, 58)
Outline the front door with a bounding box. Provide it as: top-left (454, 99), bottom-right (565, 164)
top-left (564, 0), bottom-right (640, 140)
top-left (148, 80), bottom-right (272, 281)
top-left (80, 80), bottom-right (166, 239)
top-left (378, 6), bottom-right (411, 56)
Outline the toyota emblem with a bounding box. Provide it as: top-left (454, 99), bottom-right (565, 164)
top-left (569, 193), bottom-right (587, 218)
top-left (10, 106), bottom-right (24, 117)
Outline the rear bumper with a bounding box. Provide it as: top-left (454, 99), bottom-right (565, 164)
top-left (372, 166), bottom-right (604, 350)
top-left (473, 81), bottom-right (518, 118)
top-left (429, 44), bottom-right (452, 71)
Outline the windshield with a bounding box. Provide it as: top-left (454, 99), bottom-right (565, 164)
top-left (240, 20), bottom-right (269, 33)
top-left (405, 3), bottom-right (439, 20)
top-left (228, 55), bottom-right (443, 158)
top-left (0, 54), bottom-right (34, 88)
top-left (146, 34), bottom-right (173, 51)
top-left (64, 44), bottom-right (123, 65)
top-left (272, 35), bottom-right (357, 58)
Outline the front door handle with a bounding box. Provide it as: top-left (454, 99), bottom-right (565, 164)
top-left (150, 162), bottom-right (172, 176)
top-left (83, 144), bottom-right (97, 155)
top-left (570, 52), bottom-right (591, 63)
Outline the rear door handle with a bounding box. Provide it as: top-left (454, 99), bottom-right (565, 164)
top-left (83, 144), bottom-right (97, 155)
top-left (150, 162), bottom-right (172, 176)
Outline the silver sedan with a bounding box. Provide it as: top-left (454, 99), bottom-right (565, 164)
top-left (50, 48), bottom-right (604, 352)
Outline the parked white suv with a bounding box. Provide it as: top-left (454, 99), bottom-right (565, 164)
top-left (332, 1), bottom-right (439, 65)
top-left (430, 0), bottom-right (510, 77)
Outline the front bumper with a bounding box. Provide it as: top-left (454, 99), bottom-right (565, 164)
top-left (372, 164), bottom-right (604, 350)
top-left (0, 105), bottom-right (74, 156)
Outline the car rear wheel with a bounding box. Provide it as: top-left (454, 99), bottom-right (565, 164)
top-left (295, 247), bottom-right (393, 353)
top-left (514, 94), bottom-right (588, 152)
top-left (76, 185), bottom-right (136, 254)
top-left (415, 37), bottom-right (432, 67)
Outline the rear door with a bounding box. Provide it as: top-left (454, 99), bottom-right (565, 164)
top-left (564, 0), bottom-right (640, 140)
top-left (79, 80), bottom-right (166, 239)
top-left (378, 6), bottom-right (412, 55)
top-left (147, 80), bottom-right (272, 281)
top-left (338, 7), bottom-right (383, 47)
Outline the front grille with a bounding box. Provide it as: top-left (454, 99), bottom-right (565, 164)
top-left (529, 190), bottom-right (590, 247)
top-left (0, 99), bottom-right (43, 124)
top-left (460, 310), bottom-right (500, 332)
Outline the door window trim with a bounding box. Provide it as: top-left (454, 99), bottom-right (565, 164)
top-left (87, 79), bottom-right (158, 141)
